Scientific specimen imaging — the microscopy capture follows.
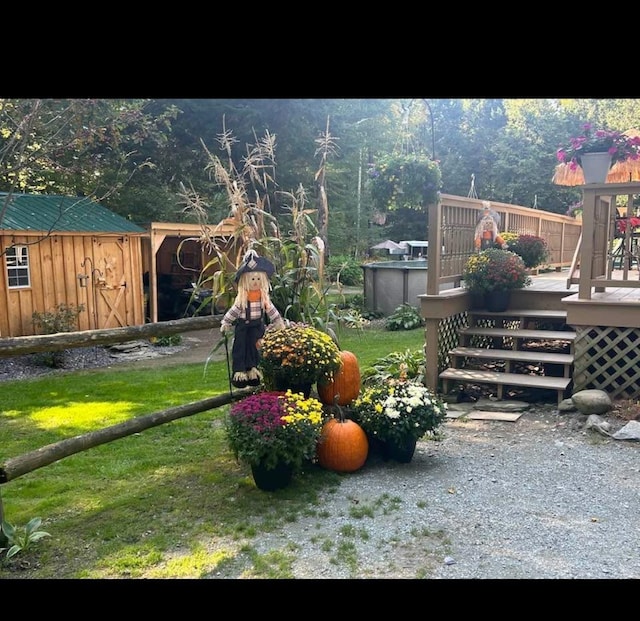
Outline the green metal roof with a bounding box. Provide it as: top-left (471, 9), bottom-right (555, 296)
top-left (0, 192), bottom-right (146, 234)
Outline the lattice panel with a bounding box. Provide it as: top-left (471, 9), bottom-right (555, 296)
top-left (437, 312), bottom-right (468, 371)
top-left (573, 326), bottom-right (640, 399)
top-left (435, 313), bottom-right (524, 371)
top-left (468, 316), bottom-right (519, 350)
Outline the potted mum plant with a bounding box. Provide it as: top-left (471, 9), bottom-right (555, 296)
top-left (462, 248), bottom-right (531, 312)
top-left (507, 234), bottom-right (550, 269)
top-left (259, 323), bottom-right (342, 397)
top-left (349, 378), bottom-right (448, 463)
top-left (225, 389), bottom-right (325, 491)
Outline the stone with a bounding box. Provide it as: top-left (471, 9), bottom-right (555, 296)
top-left (558, 398), bottom-right (577, 413)
top-left (585, 414), bottom-right (612, 436)
top-left (471, 398), bottom-right (530, 413)
top-left (612, 420), bottom-right (640, 441)
top-left (571, 389), bottom-right (612, 415)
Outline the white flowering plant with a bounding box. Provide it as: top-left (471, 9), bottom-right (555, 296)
top-left (349, 378), bottom-right (448, 444)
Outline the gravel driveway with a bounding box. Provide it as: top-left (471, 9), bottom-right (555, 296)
top-left (243, 405), bottom-right (640, 579)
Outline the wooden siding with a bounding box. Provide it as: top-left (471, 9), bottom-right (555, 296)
top-left (0, 232), bottom-right (145, 337)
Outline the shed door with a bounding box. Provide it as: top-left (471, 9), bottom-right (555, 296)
top-left (86, 241), bottom-right (129, 330)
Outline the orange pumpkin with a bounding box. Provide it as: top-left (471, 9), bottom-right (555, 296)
top-left (317, 350), bottom-right (361, 406)
top-left (316, 408), bottom-right (368, 473)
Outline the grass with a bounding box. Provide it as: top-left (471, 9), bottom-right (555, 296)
top-left (0, 324), bottom-right (429, 579)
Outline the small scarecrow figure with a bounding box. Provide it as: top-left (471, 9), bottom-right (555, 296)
top-left (220, 250), bottom-right (284, 388)
top-left (474, 202), bottom-right (507, 251)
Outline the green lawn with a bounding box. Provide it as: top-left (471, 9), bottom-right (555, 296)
top-left (0, 325), bottom-right (425, 579)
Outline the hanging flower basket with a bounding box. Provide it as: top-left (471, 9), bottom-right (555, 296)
top-left (367, 152), bottom-right (442, 211)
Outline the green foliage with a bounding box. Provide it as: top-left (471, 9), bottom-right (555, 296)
top-left (0, 99), bottom-right (179, 203)
top-left (31, 303), bottom-right (86, 368)
top-left (325, 255), bottom-right (363, 286)
top-left (152, 334), bottom-right (182, 347)
top-left (1, 518), bottom-right (50, 561)
top-left (367, 152), bottom-right (442, 212)
top-left (507, 234), bottom-right (550, 269)
top-left (32, 303), bottom-right (85, 334)
top-left (384, 304), bottom-right (424, 331)
top-left (361, 348), bottom-right (426, 386)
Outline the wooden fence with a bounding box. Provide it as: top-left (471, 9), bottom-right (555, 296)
top-left (426, 194), bottom-right (582, 294)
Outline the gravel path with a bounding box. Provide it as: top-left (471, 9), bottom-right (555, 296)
top-left (244, 406), bottom-right (640, 579)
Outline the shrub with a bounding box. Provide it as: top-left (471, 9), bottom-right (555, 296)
top-left (326, 255), bottom-right (363, 286)
top-left (361, 348), bottom-right (426, 386)
top-left (385, 304), bottom-right (424, 331)
top-left (32, 303), bottom-right (85, 334)
top-left (31, 303), bottom-right (86, 368)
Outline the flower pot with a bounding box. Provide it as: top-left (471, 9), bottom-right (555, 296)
top-left (580, 152), bottom-right (612, 184)
top-left (274, 376), bottom-right (313, 398)
top-left (251, 460), bottom-right (293, 491)
top-left (485, 289), bottom-right (511, 312)
top-left (382, 436), bottom-right (418, 463)
top-left (468, 291), bottom-right (486, 310)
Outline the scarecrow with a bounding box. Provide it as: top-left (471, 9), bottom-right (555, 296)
top-left (474, 202), bottom-right (507, 251)
top-left (220, 250), bottom-right (284, 388)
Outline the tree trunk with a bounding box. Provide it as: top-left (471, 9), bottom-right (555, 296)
top-left (0, 388), bottom-right (250, 484)
top-left (0, 315), bottom-right (222, 357)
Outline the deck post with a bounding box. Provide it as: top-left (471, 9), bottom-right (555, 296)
top-left (424, 318), bottom-right (440, 393)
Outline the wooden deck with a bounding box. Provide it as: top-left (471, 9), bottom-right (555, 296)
top-left (516, 269), bottom-right (640, 328)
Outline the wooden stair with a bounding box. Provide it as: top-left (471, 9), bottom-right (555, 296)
top-left (439, 308), bottom-right (575, 405)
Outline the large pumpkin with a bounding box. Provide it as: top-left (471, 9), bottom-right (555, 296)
top-left (316, 411), bottom-right (368, 473)
top-left (317, 350), bottom-right (361, 406)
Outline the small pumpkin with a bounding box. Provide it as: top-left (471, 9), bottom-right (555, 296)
top-left (317, 350), bottom-right (361, 406)
top-left (316, 402), bottom-right (368, 473)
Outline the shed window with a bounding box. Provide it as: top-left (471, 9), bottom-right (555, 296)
top-left (6, 245), bottom-right (30, 288)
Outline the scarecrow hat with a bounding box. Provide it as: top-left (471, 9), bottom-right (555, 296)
top-left (234, 249), bottom-right (275, 283)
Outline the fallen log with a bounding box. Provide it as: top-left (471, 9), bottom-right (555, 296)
top-left (0, 315), bottom-right (222, 357)
top-left (0, 387), bottom-right (251, 484)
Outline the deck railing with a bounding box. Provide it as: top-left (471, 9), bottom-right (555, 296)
top-left (426, 194), bottom-right (582, 295)
top-left (567, 181), bottom-right (640, 296)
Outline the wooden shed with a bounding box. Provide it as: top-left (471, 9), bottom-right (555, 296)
top-left (143, 219), bottom-right (239, 323)
top-left (0, 192), bottom-right (147, 337)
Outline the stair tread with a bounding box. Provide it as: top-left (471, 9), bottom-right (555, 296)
top-left (449, 347), bottom-right (573, 364)
top-left (439, 368), bottom-right (571, 390)
top-left (468, 309), bottom-right (567, 319)
top-left (460, 327), bottom-right (576, 340)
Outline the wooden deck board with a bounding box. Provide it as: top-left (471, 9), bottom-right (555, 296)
top-left (439, 369), bottom-right (571, 390)
top-left (468, 309), bottom-right (567, 320)
top-left (459, 327), bottom-right (576, 341)
top-left (448, 347), bottom-right (573, 365)
top-left (527, 269), bottom-right (640, 302)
